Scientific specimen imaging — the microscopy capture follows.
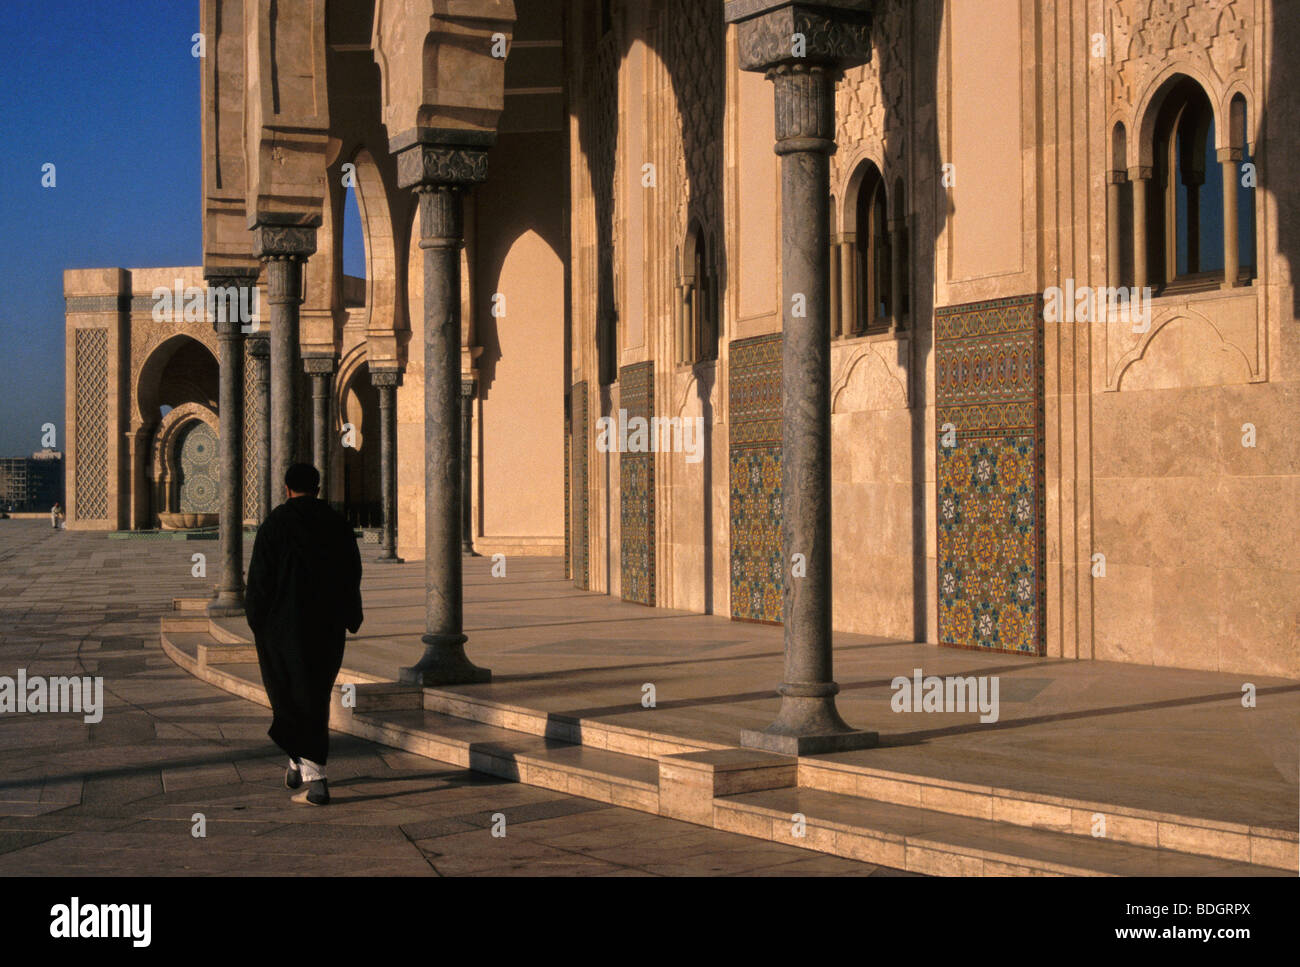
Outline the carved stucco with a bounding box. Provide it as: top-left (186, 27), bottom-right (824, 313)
top-left (833, 0), bottom-right (906, 195)
top-left (1108, 0), bottom-right (1255, 154)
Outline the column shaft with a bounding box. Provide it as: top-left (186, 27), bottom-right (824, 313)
top-left (1220, 149), bottom-right (1240, 288)
top-left (208, 284), bottom-right (247, 616)
top-left (838, 237), bottom-right (854, 338)
top-left (372, 371), bottom-right (402, 563)
top-left (312, 374), bottom-right (330, 502)
top-left (461, 379), bottom-right (476, 555)
top-left (249, 336), bottom-right (272, 522)
top-left (266, 258), bottom-right (303, 506)
top-left (394, 134), bottom-right (493, 686)
top-left (1106, 174), bottom-right (1123, 289)
top-left (1130, 168), bottom-right (1150, 291)
top-left (888, 220), bottom-right (904, 331)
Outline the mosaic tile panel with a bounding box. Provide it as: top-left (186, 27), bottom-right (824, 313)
top-left (619, 361), bottom-right (655, 605)
top-left (570, 381), bottom-right (589, 590)
top-left (728, 333), bottom-right (783, 624)
top-left (74, 328), bottom-right (109, 520)
top-left (935, 295), bottom-right (1045, 655)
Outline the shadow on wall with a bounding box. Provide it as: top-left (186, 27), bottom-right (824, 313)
top-left (1265, 2), bottom-right (1299, 318)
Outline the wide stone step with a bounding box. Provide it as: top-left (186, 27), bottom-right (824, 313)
top-left (350, 707), bottom-right (659, 812)
top-left (798, 757), bottom-right (1298, 872)
top-left (713, 786), bottom-right (1286, 877)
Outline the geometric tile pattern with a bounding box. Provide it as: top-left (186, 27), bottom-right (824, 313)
top-left (242, 340), bottom-right (258, 522)
top-left (176, 421), bottom-right (219, 514)
top-left (728, 333), bottom-right (783, 624)
top-left (73, 328), bottom-right (109, 520)
top-left (935, 295), bottom-right (1045, 655)
top-left (619, 361), bottom-right (655, 606)
top-left (570, 381), bottom-right (589, 590)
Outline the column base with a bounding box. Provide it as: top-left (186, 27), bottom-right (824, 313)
top-left (399, 633), bottom-right (491, 686)
top-left (375, 555), bottom-right (405, 564)
top-left (207, 595), bottom-right (246, 618)
top-left (462, 543), bottom-right (479, 557)
top-left (739, 692), bottom-right (878, 756)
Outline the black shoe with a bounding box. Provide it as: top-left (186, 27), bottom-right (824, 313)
top-left (292, 779), bottom-right (329, 806)
top-left (285, 760), bottom-right (302, 790)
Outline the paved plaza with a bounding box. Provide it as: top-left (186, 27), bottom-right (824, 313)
top-left (0, 521), bottom-right (908, 876)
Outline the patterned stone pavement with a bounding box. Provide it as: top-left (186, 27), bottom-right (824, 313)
top-left (0, 521), bottom-right (909, 876)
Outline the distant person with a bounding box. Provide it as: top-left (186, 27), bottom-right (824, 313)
top-left (245, 463), bottom-right (363, 806)
top-left (50, 503), bottom-right (63, 529)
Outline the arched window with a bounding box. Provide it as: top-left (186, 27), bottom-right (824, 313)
top-left (676, 221), bottom-right (718, 365)
top-left (837, 160), bottom-right (905, 337)
top-left (1152, 78), bottom-right (1220, 285)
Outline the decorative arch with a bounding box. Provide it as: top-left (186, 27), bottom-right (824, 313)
top-left (676, 218), bottom-right (718, 365)
top-left (135, 334), bottom-right (220, 426)
top-left (1133, 65), bottom-right (1222, 170)
top-left (148, 402), bottom-right (219, 521)
top-left (347, 144), bottom-right (398, 334)
top-left (838, 157), bottom-right (893, 335)
top-left (1109, 307), bottom-right (1256, 391)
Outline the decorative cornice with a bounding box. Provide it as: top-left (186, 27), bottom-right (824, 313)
top-left (65, 295), bottom-right (129, 314)
top-left (251, 224), bottom-right (317, 260)
top-left (729, 3), bottom-right (872, 73)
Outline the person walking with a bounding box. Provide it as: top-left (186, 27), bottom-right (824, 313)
top-left (50, 503), bottom-right (62, 529)
top-left (245, 463), bottom-right (363, 805)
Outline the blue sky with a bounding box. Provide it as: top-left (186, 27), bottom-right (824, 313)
top-left (0, 1), bottom-right (363, 457)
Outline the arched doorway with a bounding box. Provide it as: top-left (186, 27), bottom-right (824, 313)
top-left (339, 361), bottom-right (382, 528)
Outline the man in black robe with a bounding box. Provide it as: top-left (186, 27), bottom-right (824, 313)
top-left (245, 463), bottom-right (363, 805)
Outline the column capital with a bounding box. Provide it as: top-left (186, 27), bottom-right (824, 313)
top-left (247, 333), bottom-right (271, 360)
top-left (1106, 169), bottom-right (1128, 185)
top-left (394, 128), bottom-right (495, 191)
top-left (461, 376), bottom-right (477, 398)
top-left (726, 1), bottom-right (872, 74)
top-left (1127, 165), bottom-right (1153, 182)
top-left (370, 367), bottom-right (404, 389)
top-left (252, 224), bottom-right (318, 260)
top-left (302, 354), bottom-right (337, 377)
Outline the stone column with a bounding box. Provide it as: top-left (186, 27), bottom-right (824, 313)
top-left (1129, 166), bottom-right (1150, 291)
top-left (253, 225), bottom-right (316, 508)
top-left (1106, 170), bottom-right (1124, 289)
top-left (206, 271), bottom-right (255, 616)
top-left (838, 235), bottom-right (855, 337)
top-left (888, 217), bottom-right (905, 332)
top-left (829, 236), bottom-right (841, 339)
top-left (461, 377), bottom-right (478, 556)
top-left (730, 1), bottom-right (876, 756)
top-left (247, 334), bottom-right (272, 521)
top-left (304, 355), bottom-right (336, 504)
top-left (372, 368), bottom-right (403, 563)
top-left (1219, 147), bottom-right (1240, 288)
top-left (395, 131), bottom-right (493, 685)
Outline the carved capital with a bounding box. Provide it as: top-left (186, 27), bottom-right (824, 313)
top-left (461, 377), bottom-right (477, 398)
top-left (370, 368), bottom-right (403, 389)
top-left (247, 334), bottom-right (271, 361)
top-left (728, 2), bottom-right (872, 74)
top-left (252, 224), bottom-right (317, 260)
top-left (771, 63), bottom-right (838, 148)
top-left (302, 355), bottom-right (337, 377)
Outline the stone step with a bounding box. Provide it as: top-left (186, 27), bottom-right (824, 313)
top-left (712, 787), bottom-right (1287, 877)
top-left (171, 597), bottom-right (211, 612)
top-left (419, 687), bottom-right (728, 759)
top-left (797, 758), bottom-right (1298, 873)
top-left (348, 707), bottom-right (659, 812)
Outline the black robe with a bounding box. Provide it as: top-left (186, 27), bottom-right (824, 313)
top-left (244, 496), bottom-right (363, 765)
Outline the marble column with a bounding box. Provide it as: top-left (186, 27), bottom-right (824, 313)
top-left (247, 334), bottom-right (272, 522)
top-left (304, 355), bottom-right (335, 504)
top-left (461, 377), bottom-right (478, 556)
top-left (253, 225), bottom-right (316, 508)
top-left (1129, 166), bottom-right (1150, 291)
top-left (372, 368), bottom-right (403, 563)
top-left (1219, 147), bottom-right (1240, 288)
top-left (394, 131), bottom-right (493, 685)
top-left (206, 272), bottom-right (255, 616)
top-left (730, 1), bottom-right (876, 755)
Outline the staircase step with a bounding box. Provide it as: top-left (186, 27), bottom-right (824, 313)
top-left (797, 759), bottom-right (1298, 872)
top-left (714, 786), bottom-right (1286, 877)
top-left (351, 707), bottom-right (659, 811)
